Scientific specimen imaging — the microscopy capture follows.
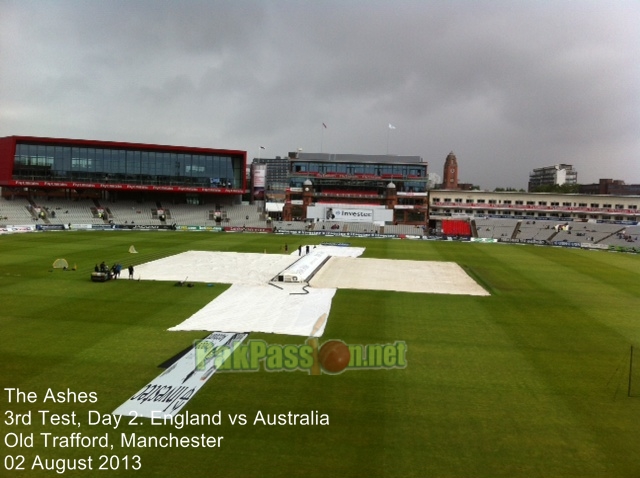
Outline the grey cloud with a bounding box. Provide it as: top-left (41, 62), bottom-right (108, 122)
top-left (0, 0), bottom-right (638, 189)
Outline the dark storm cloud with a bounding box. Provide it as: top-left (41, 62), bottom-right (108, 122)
top-left (1, 0), bottom-right (638, 189)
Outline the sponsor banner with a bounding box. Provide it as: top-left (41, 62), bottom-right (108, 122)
top-left (82, 223), bottom-right (173, 231)
top-left (609, 245), bottom-right (640, 253)
top-left (0, 225), bottom-right (36, 234)
top-left (339, 232), bottom-right (385, 238)
top-left (224, 226), bottom-right (272, 233)
top-left (91, 224), bottom-right (120, 230)
top-left (35, 224), bottom-right (66, 231)
top-left (132, 224), bottom-right (176, 230)
top-left (327, 208), bottom-right (373, 223)
top-left (5, 179), bottom-right (244, 195)
top-left (276, 230), bottom-right (386, 238)
top-left (252, 164), bottom-right (266, 200)
top-left (176, 225), bottom-right (224, 232)
top-left (5, 225), bottom-right (37, 231)
top-left (581, 243), bottom-right (609, 250)
top-left (103, 224), bottom-right (176, 231)
top-left (552, 240), bottom-right (581, 248)
top-left (393, 205), bottom-right (416, 210)
top-left (113, 332), bottom-right (248, 418)
top-left (471, 238), bottom-right (497, 243)
top-left (498, 237), bottom-right (547, 246)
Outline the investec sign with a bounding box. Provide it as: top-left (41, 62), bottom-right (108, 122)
top-left (113, 332), bottom-right (248, 418)
top-left (333, 208), bottom-right (373, 223)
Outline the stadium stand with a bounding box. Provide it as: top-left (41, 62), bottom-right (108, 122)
top-left (165, 204), bottom-right (211, 225)
top-left (599, 225), bottom-right (640, 247)
top-left (0, 198), bottom-right (33, 225)
top-left (272, 220), bottom-right (308, 232)
top-left (104, 202), bottom-right (157, 225)
top-left (472, 218), bottom-right (518, 239)
top-left (2, 196), bottom-right (637, 251)
top-left (36, 199), bottom-right (107, 225)
top-left (442, 219), bottom-right (472, 237)
top-left (551, 222), bottom-right (625, 244)
top-left (311, 221), bottom-right (345, 232)
top-left (512, 220), bottom-right (566, 241)
top-left (382, 224), bottom-right (426, 236)
top-left (342, 222), bottom-right (380, 234)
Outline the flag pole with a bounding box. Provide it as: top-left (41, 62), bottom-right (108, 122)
top-left (321, 123), bottom-right (327, 153)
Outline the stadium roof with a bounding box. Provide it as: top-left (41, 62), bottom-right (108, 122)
top-left (295, 153), bottom-right (425, 164)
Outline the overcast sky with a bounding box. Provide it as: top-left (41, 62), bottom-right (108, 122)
top-left (1, 0), bottom-right (638, 190)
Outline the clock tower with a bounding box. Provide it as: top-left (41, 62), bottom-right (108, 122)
top-left (443, 151), bottom-right (458, 190)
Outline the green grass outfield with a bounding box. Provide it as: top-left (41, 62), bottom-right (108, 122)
top-left (1, 231), bottom-right (639, 477)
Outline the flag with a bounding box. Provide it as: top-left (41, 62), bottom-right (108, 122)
top-left (322, 123), bottom-right (327, 129)
top-left (388, 123), bottom-right (396, 130)
top-left (260, 146), bottom-right (266, 150)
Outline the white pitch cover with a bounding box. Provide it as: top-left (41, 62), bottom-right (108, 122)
top-left (113, 331), bottom-right (248, 418)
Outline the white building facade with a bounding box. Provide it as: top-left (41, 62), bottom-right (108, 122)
top-left (528, 164), bottom-right (578, 191)
top-left (430, 190), bottom-right (639, 223)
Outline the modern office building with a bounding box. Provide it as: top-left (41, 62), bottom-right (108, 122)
top-left (0, 136), bottom-right (246, 204)
top-left (251, 156), bottom-right (290, 202)
top-left (277, 151), bottom-right (429, 224)
top-left (528, 164), bottom-right (578, 191)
